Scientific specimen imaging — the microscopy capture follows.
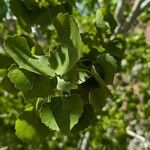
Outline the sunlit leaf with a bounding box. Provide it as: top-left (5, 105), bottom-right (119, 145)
top-left (4, 35), bottom-right (55, 77)
top-left (50, 13), bottom-right (83, 75)
top-left (15, 107), bottom-right (49, 146)
top-left (96, 8), bottom-right (106, 29)
top-left (8, 65), bottom-right (57, 99)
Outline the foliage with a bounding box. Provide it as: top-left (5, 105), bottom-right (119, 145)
top-left (0, 0), bottom-right (149, 149)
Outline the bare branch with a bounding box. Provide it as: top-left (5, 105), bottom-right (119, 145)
top-left (140, 0), bottom-right (150, 11)
top-left (111, 0), bottom-right (150, 39)
top-left (79, 132), bottom-right (90, 150)
top-left (126, 128), bottom-right (146, 142)
top-left (119, 0), bottom-right (144, 34)
top-left (126, 127), bottom-right (150, 149)
top-left (115, 0), bottom-right (125, 25)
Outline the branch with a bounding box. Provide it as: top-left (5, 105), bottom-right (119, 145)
top-left (79, 131), bottom-right (90, 150)
top-left (126, 128), bottom-right (146, 142)
top-left (0, 146), bottom-right (8, 150)
top-left (115, 0), bottom-right (125, 25)
top-left (126, 127), bottom-right (150, 149)
top-left (111, 0), bottom-right (150, 39)
top-left (140, 0), bottom-right (150, 11)
top-left (119, 0), bottom-right (144, 34)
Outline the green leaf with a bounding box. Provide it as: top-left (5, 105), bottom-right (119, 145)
top-left (78, 77), bottom-right (99, 103)
top-left (0, 69), bottom-right (7, 77)
top-left (62, 66), bottom-right (78, 83)
top-left (81, 32), bottom-right (105, 53)
top-left (15, 107), bottom-right (49, 146)
top-left (8, 65), bottom-right (57, 99)
top-left (0, 53), bottom-right (14, 69)
top-left (30, 3), bottom-right (73, 29)
top-left (10, 0), bottom-right (31, 31)
top-left (89, 88), bottom-right (108, 112)
top-left (65, 0), bottom-right (75, 6)
top-left (25, 75), bottom-right (57, 99)
top-left (24, 0), bottom-right (39, 9)
top-left (69, 95), bottom-right (84, 129)
top-left (71, 104), bottom-right (96, 132)
top-left (57, 76), bottom-right (77, 92)
top-left (49, 47), bottom-right (70, 76)
top-left (91, 65), bottom-right (114, 100)
top-left (39, 102), bottom-right (59, 132)
top-left (50, 13), bottom-right (83, 75)
top-left (1, 77), bottom-right (18, 94)
top-left (0, 0), bottom-right (7, 20)
top-left (40, 95), bottom-right (83, 134)
top-left (96, 8), bottom-right (106, 29)
top-left (94, 53), bottom-right (117, 84)
top-left (105, 36), bottom-right (126, 59)
top-left (41, 97), bottom-right (70, 134)
top-left (8, 66), bottom-right (32, 93)
top-left (10, 0), bottom-right (72, 31)
top-left (4, 35), bottom-right (55, 77)
top-left (100, 5), bottom-right (117, 32)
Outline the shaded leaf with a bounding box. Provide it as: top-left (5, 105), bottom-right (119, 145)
top-left (1, 77), bottom-right (18, 94)
top-left (71, 104), bottom-right (96, 132)
top-left (40, 95), bottom-right (83, 134)
top-left (0, 53), bottom-right (14, 69)
top-left (0, 0), bottom-right (7, 20)
top-left (25, 75), bottom-right (57, 99)
top-left (10, 0), bottom-right (31, 31)
top-left (10, 0), bottom-right (72, 31)
top-left (78, 77), bottom-right (99, 103)
top-left (91, 65), bottom-right (114, 100)
top-left (62, 65), bottom-right (78, 83)
top-left (24, 0), bottom-right (39, 9)
top-left (105, 36), bottom-right (126, 59)
top-left (89, 88), bottom-right (108, 112)
top-left (94, 53), bottom-right (117, 84)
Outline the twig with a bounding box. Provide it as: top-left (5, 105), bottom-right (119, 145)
top-left (0, 146), bottom-right (8, 150)
top-left (91, 66), bottom-right (114, 100)
top-left (79, 131), bottom-right (90, 150)
top-left (112, 0), bottom-right (150, 38)
top-left (126, 127), bottom-right (150, 149)
top-left (119, 0), bottom-right (144, 35)
top-left (140, 0), bottom-right (150, 11)
top-left (0, 113), bottom-right (11, 118)
top-left (126, 128), bottom-right (145, 142)
top-left (122, 0), bottom-right (144, 33)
